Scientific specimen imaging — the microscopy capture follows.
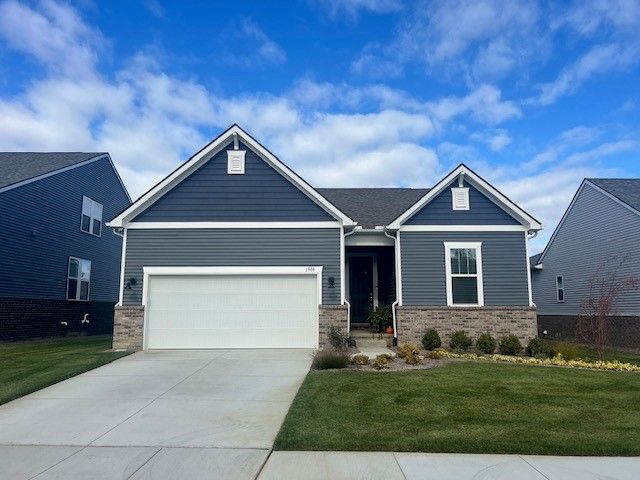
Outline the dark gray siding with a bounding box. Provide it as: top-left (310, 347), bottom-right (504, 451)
top-left (123, 228), bottom-right (341, 305)
top-left (0, 157), bottom-right (130, 301)
top-left (401, 231), bottom-right (529, 306)
top-left (532, 183), bottom-right (640, 316)
top-left (405, 180), bottom-right (519, 225)
top-left (134, 141), bottom-right (335, 222)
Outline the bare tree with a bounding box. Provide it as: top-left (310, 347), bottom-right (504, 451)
top-left (576, 256), bottom-right (640, 360)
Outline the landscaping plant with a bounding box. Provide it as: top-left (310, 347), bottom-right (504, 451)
top-left (312, 350), bottom-right (350, 370)
top-left (397, 343), bottom-right (420, 359)
top-left (351, 354), bottom-right (369, 366)
top-left (553, 341), bottom-right (578, 360)
top-left (499, 335), bottom-right (522, 355)
top-left (527, 337), bottom-right (554, 358)
top-left (372, 354), bottom-right (391, 370)
top-left (450, 330), bottom-right (473, 351)
top-left (368, 305), bottom-right (393, 332)
top-left (327, 325), bottom-right (346, 349)
top-left (475, 333), bottom-right (496, 354)
top-left (421, 329), bottom-right (441, 350)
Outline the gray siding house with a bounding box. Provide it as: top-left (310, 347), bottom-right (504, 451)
top-left (0, 153), bottom-right (131, 340)
top-left (531, 178), bottom-right (640, 348)
top-left (109, 125), bottom-right (541, 350)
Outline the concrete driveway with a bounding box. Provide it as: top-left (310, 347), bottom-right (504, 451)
top-left (0, 349), bottom-right (313, 479)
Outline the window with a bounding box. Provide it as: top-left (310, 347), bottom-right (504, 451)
top-left (227, 150), bottom-right (246, 174)
top-left (81, 196), bottom-right (103, 236)
top-left (444, 242), bottom-right (484, 306)
top-left (451, 187), bottom-right (469, 210)
top-left (556, 275), bottom-right (565, 302)
top-left (67, 257), bottom-right (91, 301)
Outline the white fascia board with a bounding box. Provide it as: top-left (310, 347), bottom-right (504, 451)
top-left (143, 265), bottom-right (324, 276)
top-left (109, 125), bottom-right (355, 227)
top-left (126, 221), bottom-right (341, 229)
top-left (345, 231), bottom-right (395, 246)
top-left (399, 225), bottom-right (527, 232)
top-left (388, 165), bottom-right (542, 231)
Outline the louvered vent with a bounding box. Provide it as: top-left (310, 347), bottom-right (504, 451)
top-left (451, 187), bottom-right (469, 210)
top-left (227, 150), bottom-right (246, 174)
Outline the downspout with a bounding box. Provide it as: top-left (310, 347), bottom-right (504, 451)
top-left (343, 226), bottom-right (358, 338)
top-left (384, 228), bottom-right (399, 346)
top-left (526, 229), bottom-right (538, 307)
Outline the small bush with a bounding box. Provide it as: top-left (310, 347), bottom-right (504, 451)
top-left (351, 354), bottom-right (369, 366)
top-left (397, 343), bottom-right (420, 359)
top-left (553, 341), bottom-right (579, 360)
top-left (372, 354), bottom-right (390, 370)
top-left (527, 337), bottom-right (554, 358)
top-left (476, 333), bottom-right (496, 354)
top-left (427, 348), bottom-right (447, 359)
top-left (404, 353), bottom-right (422, 365)
top-left (450, 331), bottom-right (473, 351)
top-left (377, 353), bottom-right (394, 362)
top-left (312, 350), bottom-right (349, 370)
top-left (368, 305), bottom-right (393, 332)
top-left (421, 329), bottom-right (442, 350)
top-left (499, 335), bottom-right (522, 355)
top-left (327, 326), bottom-right (346, 349)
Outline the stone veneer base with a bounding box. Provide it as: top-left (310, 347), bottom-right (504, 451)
top-left (319, 305), bottom-right (349, 348)
top-left (396, 306), bottom-right (537, 347)
top-left (112, 305), bottom-right (145, 350)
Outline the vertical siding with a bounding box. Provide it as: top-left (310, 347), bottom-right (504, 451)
top-left (401, 231), bottom-right (529, 306)
top-left (134, 141), bottom-right (335, 221)
top-left (532, 183), bottom-right (640, 315)
top-left (0, 158), bottom-right (130, 301)
top-left (405, 180), bottom-right (520, 225)
top-left (123, 228), bottom-right (341, 305)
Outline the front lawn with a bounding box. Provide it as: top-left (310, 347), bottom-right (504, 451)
top-left (275, 362), bottom-right (640, 456)
top-left (0, 335), bottom-right (130, 405)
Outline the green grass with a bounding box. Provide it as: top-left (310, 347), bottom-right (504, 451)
top-left (0, 335), bottom-right (130, 405)
top-left (564, 343), bottom-right (640, 366)
top-left (275, 362), bottom-right (640, 455)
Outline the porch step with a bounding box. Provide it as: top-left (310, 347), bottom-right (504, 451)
top-left (353, 337), bottom-right (396, 359)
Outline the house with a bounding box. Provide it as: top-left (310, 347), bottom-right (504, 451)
top-left (109, 125), bottom-right (542, 350)
top-left (531, 178), bottom-right (640, 349)
top-left (0, 153), bottom-right (131, 340)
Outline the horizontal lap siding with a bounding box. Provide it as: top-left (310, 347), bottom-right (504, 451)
top-left (133, 141), bottom-right (335, 221)
top-left (532, 184), bottom-right (640, 316)
top-left (123, 228), bottom-right (341, 305)
top-left (401, 231), bottom-right (529, 306)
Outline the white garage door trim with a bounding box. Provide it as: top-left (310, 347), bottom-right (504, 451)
top-left (141, 266), bottom-right (323, 349)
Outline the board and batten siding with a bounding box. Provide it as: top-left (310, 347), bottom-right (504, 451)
top-left (405, 180), bottom-right (519, 225)
top-left (133, 141), bottom-right (335, 222)
top-left (532, 183), bottom-right (640, 316)
top-left (401, 231), bottom-right (529, 306)
top-left (123, 228), bottom-right (341, 305)
top-left (0, 157), bottom-right (129, 302)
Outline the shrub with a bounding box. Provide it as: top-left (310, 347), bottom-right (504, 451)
top-left (327, 325), bottom-right (346, 349)
top-left (527, 337), bottom-right (554, 358)
top-left (368, 305), bottom-right (393, 332)
top-left (404, 353), bottom-right (422, 365)
top-left (499, 335), bottom-right (522, 355)
top-left (421, 329), bottom-right (442, 350)
top-left (476, 333), bottom-right (496, 354)
top-left (351, 354), bottom-right (369, 366)
top-left (312, 350), bottom-right (350, 370)
top-left (377, 353), bottom-right (394, 362)
top-left (427, 348), bottom-right (447, 359)
top-left (397, 343), bottom-right (420, 359)
top-left (450, 331), bottom-right (473, 351)
top-left (553, 341), bottom-right (579, 360)
top-left (372, 354), bottom-right (390, 370)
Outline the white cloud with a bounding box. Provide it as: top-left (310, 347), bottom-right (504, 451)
top-left (144, 0), bottom-right (165, 18)
top-left (315, 0), bottom-right (403, 18)
top-left (553, 0), bottom-right (640, 36)
top-left (221, 18), bottom-right (286, 67)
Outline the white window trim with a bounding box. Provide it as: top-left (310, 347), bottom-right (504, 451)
top-left (80, 196), bottom-right (103, 237)
top-left (444, 242), bottom-right (484, 307)
top-left (451, 187), bottom-right (470, 210)
top-left (556, 275), bottom-right (565, 303)
top-left (67, 256), bottom-right (91, 302)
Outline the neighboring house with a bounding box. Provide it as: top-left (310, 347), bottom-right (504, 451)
top-left (531, 178), bottom-right (640, 349)
top-left (109, 125), bottom-right (542, 350)
top-left (0, 153), bottom-right (131, 340)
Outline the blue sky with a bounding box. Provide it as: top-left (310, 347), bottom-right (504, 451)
top-left (0, 0), bottom-right (639, 251)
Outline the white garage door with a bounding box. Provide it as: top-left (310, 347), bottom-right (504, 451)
top-left (145, 274), bottom-right (319, 349)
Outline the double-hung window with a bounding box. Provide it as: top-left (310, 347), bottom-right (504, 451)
top-left (67, 257), bottom-right (91, 301)
top-left (556, 275), bottom-right (565, 302)
top-left (444, 242), bottom-right (484, 306)
top-left (81, 196), bottom-right (103, 236)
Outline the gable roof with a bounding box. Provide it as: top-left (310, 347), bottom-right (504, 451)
top-left (109, 124), bottom-right (355, 227)
top-left (529, 252), bottom-right (542, 268)
top-left (387, 164), bottom-right (542, 230)
top-left (587, 178), bottom-right (640, 213)
top-left (318, 188), bottom-right (429, 229)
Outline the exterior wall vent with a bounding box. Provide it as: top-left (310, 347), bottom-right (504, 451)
top-left (227, 150), bottom-right (246, 174)
top-left (451, 187), bottom-right (469, 210)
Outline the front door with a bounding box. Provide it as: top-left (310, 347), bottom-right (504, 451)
top-left (349, 256), bottom-right (374, 324)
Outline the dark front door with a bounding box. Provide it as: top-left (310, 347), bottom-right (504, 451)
top-left (349, 256), bottom-right (374, 324)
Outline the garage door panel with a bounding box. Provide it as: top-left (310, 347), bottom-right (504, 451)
top-left (146, 274), bottom-right (318, 349)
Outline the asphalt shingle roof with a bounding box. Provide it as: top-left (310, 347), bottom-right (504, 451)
top-left (318, 187), bottom-right (430, 228)
top-left (587, 178), bottom-right (640, 213)
top-left (529, 252), bottom-right (542, 267)
top-left (0, 152), bottom-right (106, 190)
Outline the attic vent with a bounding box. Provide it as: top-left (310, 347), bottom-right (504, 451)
top-left (227, 150), bottom-right (246, 174)
top-left (451, 187), bottom-right (469, 210)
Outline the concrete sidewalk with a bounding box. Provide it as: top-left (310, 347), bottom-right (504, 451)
top-left (258, 451), bottom-right (640, 480)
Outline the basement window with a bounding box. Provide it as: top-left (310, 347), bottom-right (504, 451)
top-left (227, 150), bottom-right (246, 174)
top-left (451, 187), bottom-right (469, 210)
top-left (67, 257), bottom-right (91, 301)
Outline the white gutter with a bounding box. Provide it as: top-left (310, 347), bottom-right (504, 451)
top-left (384, 228), bottom-right (399, 344)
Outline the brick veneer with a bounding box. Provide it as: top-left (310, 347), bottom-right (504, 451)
top-left (396, 306), bottom-right (537, 347)
top-left (112, 305), bottom-right (145, 350)
top-left (319, 304), bottom-right (348, 348)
